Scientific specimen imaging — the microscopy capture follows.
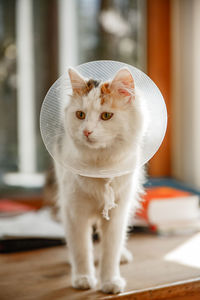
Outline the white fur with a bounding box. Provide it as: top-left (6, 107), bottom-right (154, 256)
top-left (54, 70), bottom-right (147, 294)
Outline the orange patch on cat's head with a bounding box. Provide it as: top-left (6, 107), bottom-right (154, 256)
top-left (100, 82), bottom-right (120, 109)
top-left (100, 68), bottom-right (135, 109)
top-left (100, 82), bottom-right (111, 105)
top-left (100, 82), bottom-right (126, 109)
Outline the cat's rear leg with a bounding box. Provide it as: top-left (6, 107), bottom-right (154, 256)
top-left (120, 247), bottom-right (133, 264)
top-left (94, 230), bottom-right (133, 265)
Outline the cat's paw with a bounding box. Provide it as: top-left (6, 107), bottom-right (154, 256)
top-left (101, 277), bottom-right (126, 294)
top-left (72, 274), bottom-right (97, 290)
top-left (120, 247), bottom-right (133, 264)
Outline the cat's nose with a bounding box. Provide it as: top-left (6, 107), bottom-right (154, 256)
top-left (83, 129), bottom-right (93, 137)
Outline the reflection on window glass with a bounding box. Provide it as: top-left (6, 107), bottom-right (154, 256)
top-left (0, 0), bottom-right (146, 189)
top-left (78, 0), bottom-right (146, 69)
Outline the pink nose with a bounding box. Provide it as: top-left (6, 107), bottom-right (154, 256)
top-left (83, 129), bottom-right (93, 137)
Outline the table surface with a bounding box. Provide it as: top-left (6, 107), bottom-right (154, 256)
top-left (1, 233), bottom-right (200, 300)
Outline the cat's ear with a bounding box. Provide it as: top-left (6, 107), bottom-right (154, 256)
top-left (68, 68), bottom-right (87, 96)
top-left (110, 68), bottom-right (135, 99)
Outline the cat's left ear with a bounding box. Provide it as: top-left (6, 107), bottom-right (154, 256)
top-left (68, 67), bottom-right (87, 96)
top-left (110, 68), bottom-right (135, 100)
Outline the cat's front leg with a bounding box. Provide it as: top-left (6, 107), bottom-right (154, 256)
top-left (63, 207), bottom-right (97, 290)
top-left (100, 198), bottom-right (130, 294)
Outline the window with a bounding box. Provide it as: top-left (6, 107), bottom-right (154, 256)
top-left (0, 0), bottom-right (146, 191)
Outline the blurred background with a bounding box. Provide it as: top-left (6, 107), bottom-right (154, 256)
top-left (0, 0), bottom-right (200, 197)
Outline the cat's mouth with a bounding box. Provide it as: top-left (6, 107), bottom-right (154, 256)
top-left (85, 137), bottom-right (95, 145)
top-left (84, 136), bottom-right (102, 149)
top-left (84, 137), bottom-right (108, 150)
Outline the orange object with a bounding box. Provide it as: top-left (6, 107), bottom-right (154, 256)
top-left (137, 187), bottom-right (191, 223)
top-left (0, 199), bottom-right (37, 213)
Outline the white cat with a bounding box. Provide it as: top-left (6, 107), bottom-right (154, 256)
top-left (54, 67), bottom-right (147, 294)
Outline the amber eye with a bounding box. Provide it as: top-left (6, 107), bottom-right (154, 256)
top-left (100, 112), bottom-right (113, 121)
top-left (76, 111), bottom-right (85, 120)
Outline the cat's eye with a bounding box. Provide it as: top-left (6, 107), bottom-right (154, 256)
top-left (100, 112), bottom-right (113, 121)
top-left (76, 111), bottom-right (85, 120)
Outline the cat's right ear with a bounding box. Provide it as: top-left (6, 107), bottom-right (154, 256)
top-left (68, 68), bottom-right (87, 96)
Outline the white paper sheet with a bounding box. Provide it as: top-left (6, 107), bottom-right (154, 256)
top-left (0, 208), bottom-right (65, 239)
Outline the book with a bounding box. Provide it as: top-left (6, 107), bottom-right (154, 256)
top-left (0, 207), bottom-right (66, 252)
top-left (134, 186), bottom-right (200, 234)
top-left (0, 237), bottom-right (65, 253)
top-left (0, 199), bottom-right (37, 217)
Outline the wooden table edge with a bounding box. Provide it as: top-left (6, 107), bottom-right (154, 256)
top-left (103, 277), bottom-right (200, 300)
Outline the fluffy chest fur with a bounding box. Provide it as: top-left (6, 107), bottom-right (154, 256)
top-left (56, 164), bottom-right (144, 221)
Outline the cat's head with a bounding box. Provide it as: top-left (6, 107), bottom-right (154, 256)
top-left (64, 67), bottom-right (145, 153)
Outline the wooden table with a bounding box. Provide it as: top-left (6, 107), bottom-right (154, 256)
top-left (1, 233), bottom-right (200, 300)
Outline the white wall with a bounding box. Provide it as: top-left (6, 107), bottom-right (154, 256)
top-left (16, 0), bottom-right (36, 173)
top-left (171, 0), bottom-right (200, 189)
top-left (58, 0), bottom-right (78, 75)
